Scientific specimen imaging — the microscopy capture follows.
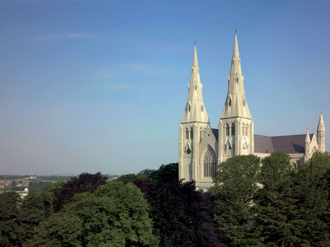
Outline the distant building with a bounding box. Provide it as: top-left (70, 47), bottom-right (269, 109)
top-left (179, 32), bottom-right (326, 190)
top-left (18, 187), bottom-right (29, 199)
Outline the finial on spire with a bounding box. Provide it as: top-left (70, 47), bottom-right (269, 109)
top-left (321, 105), bottom-right (322, 114)
top-left (235, 26), bottom-right (237, 34)
top-left (194, 38), bottom-right (196, 46)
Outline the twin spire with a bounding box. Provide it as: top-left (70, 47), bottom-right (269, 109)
top-left (220, 31), bottom-right (252, 120)
top-left (182, 31), bottom-right (251, 124)
top-left (180, 41), bottom-right (209, 124)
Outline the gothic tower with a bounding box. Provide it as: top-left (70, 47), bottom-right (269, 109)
top-left (218, 31), bottom-right (254, 162)
top-left (317, 112), bottom-right (326, 152)
top-left (179, 42), bottom-right (210, 182)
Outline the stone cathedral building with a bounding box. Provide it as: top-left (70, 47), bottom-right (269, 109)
top-left (179, 32), bottom-right (326, 190)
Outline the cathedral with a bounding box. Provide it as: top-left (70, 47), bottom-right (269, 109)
top-left (179, 32), bottom-right (326, 190)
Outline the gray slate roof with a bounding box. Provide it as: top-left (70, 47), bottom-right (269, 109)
top-left (254, 134), bottom-right (313, 154)
top-left (210, 128), bottom-right (310, 154)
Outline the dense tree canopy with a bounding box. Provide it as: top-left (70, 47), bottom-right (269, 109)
top-left (252, 151), bottom-right (300, 246)
top-left (148, 163), bottom-right (178, 183)
top-left (0, 192), bottom-right (21, 247)
top-left (210, 155), bottom-right (260, 246)
top-left (3, 155), bottom-right (330, 247)
top-left (27, 181), bottom-right (159, 247)
top-left (55, 172), bottom-right (107, 211)
top-left (129, 178), bottom-right (225, 247)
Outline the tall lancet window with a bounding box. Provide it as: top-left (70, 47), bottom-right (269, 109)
top-left (190, 128), bottom-right (193, 139)
top-left (226, 124), bottom-right (230, 136)
top-left (231, 123), bottom-right (235, 136)
top-left (203, 146), bottom-right (216, 177)
top-left (242, 124), bottom-right (245, 136)
top-left (186, 128), bottom-right (189, 140)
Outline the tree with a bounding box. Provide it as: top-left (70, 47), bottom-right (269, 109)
top-left (252, 151), bottom-right (330, 246)
top-left (148, 163), bottom-right (178, 183)
top-left (0, 192), bottom-right (22, 247)
top-left (210, 155), bottom-right (260, 247)
top-left (252, 151), bottom-right (301, 246)
top-left (19, 181), bottom-right (65, 245)
top-left (28, 181), bottom-right (159, 247)
top-left (116, 173), bottom-right (148, 182)
top-left (132, 178), bottom-right (225, 247)
top-left (55, 172), bottom-right (107, 211)
top-left (294, 152), bottom-right (330, 246)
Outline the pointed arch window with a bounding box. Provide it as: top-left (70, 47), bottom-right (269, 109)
top-left (226, 124), bottom-right (230, 136)
top-left (190, 128), bottom-right (193, 139)
top-left (204, 146), bottom-right (217, 177)
top-left (186, 128), bottom-right (189, 140)
top-left (231, 123), bottom-right (235, 136)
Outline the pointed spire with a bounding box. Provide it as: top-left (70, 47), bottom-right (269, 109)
top-left (220, 30), bottom-right (251, 120)
top-left (305, 128), bottom-right (310, 143)
top-left (318, 112), bottom-right (326, 132)
top-left (232, 30), bottom-right (240, 62)
top-left (193, 39), bottom-right (198, 67)
top-left (181, 42), bottom-right (209, 124)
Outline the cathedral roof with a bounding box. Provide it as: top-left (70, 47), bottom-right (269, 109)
top-left (211, 128), bottom-right (218, 141)
top-left (254, 134), bottom-right (313, 154)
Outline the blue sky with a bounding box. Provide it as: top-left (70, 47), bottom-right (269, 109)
top-left (1, 0), bottom-right (330, 175)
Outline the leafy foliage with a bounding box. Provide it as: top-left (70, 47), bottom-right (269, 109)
top-left (0, 192), bottom-right (22, 247)
top-left (294, 152), bottom-right (330, 246)
top-left (55, 172), bottom-right (107, 211)
top-left (19, 181), bottom-right (65, 245)
top-left (28, 181), bottom-right (53, 193)
top-left (148, 163), bottom-right (178, 183)
top-left (132, 178), bottom-right (225, 247)
top-left (28, 181), bottom-right (159, 247)
top-left (116, 173), bottom-right (148, 182)
top-left (252, 151), bottom-right (301, 246)
top-left (210, 155), bottom-right (260, 246)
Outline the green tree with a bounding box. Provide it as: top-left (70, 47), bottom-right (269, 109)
top-left (252, 151), bottom-right (301, 246)
top-left (294, 152), bottom-right (330, 246)
top-left (116, 173), bottom-right (148, 182)
top-left (28, 181), bottom-right (159, 247)
top-left (148, 163), bottom-right (178, 183)
top-left (146, 179), bottom-right (225, 247)
top-left (0, 192), bottom-right (22, 247)
top-left (209, 155), bottom-right (260, 247)
top-left (19, 181), bottom-right (65, 245)
top-left (55, 172), bottom-right (107, 211)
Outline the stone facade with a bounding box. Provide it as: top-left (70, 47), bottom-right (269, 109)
top-left (179, 32), bottom-right (326, 190)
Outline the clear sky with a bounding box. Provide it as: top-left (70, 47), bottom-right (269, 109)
top-left (1, 0), bottom-right (330, 175)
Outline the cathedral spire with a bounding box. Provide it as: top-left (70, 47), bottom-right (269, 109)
top-left (192, 40), bottom-right (198, 68)
top-left (305, 128), bottom-right (310, 143)
top-left (317, 112), bottom-right (326, 132)
top-left (317, 112), bottom-right (326, 152)
top-left (220, 30), bottom-right (252, 120)
top-left (181, 42), bottom-right (209, 124)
